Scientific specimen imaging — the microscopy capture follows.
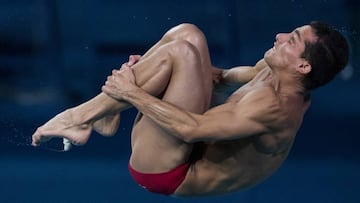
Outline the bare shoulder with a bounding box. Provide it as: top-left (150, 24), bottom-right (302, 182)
top-left (236, 86), bottom-right (284, 131)
top-left (241, 87), bottom-right (298, 154)
top-left (239, 86), bottom-right (280, 112)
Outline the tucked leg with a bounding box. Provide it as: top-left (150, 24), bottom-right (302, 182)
top-left (32, 24), bottom-right (213, 147)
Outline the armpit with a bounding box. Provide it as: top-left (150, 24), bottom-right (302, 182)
top-left (252, 133), bottom-right (293, 155)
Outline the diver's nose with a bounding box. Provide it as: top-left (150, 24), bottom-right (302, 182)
top-left (275, 33), bottom-right (287, 44)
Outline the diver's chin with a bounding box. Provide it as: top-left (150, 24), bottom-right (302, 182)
top-left (264, 48), bottom-right (273, 58)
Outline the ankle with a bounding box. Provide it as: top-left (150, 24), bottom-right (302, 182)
top-left (65, 107), bottom-right (92, 126)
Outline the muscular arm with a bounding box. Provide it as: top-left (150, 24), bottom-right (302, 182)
top-left (220, 59), bottom-right (268, 83)
top-left (211, 59), bottom-right (268, 106)
top-left (108, 82), bottom-right (278, 143)
top-left (102, 64), bottom-right (280, 143)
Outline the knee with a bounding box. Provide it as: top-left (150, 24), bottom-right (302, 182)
top-left (170, 23), bottom-right (201, 35)
top-left (168, 40), bottom-right (199, 61)
top-left (151, 40), bottom-right (198, 71)
top-left (162, 23), bottom-right (206, 45)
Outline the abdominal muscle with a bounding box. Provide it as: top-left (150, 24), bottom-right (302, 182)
top-left (174, 137), bottom-right (290, 196)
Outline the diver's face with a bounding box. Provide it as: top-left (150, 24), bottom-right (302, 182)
top-left (264, 25), bottom-right (317, 70)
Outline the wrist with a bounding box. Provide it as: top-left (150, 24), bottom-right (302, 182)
top-left (121, 86), bottom-right (142, 102)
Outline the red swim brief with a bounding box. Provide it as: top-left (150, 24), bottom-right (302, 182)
top-left (128, 162), bottom-right (190, 195)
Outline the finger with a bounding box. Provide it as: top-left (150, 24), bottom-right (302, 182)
top-left (128, 55), bottom-right (141, 66)
top-left (126, 65), bottom-right (134, 72)
top-left (104, 80), bottom-right (114, 88)
top-left (133, 55), bottom-right (142, 61)
top-left (112, 69), bottom-right (119, 76)
top-left (101, 85), bottom-right (106, 93)
top-left (128, 56), bottom-right (134, 66)
top-left (107, 75), bottom-right (116, 82)
top-left (121, 63), bottom-right (131, 70)
top-left (123, 66), bottom-right (133, 77)
top-left (102, 85), bottom-right (110, 95)
top-left (106, 76), bottom-right (112, 83)
top-left (102, 85), bottom-right (114, 94)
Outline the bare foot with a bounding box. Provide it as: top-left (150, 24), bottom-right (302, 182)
top-left (32, 109), bottom-right (92, 147)
top-left (93, 113), bottom-right (121, 136)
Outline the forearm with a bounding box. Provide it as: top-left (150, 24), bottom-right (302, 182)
top-left (222, 59), bottom-right (267, 83)
top-left (222, 66), bottom-right (255, 83)
top-left (122, 88), bottom-right (198, 142)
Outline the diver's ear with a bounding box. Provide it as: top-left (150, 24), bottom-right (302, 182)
top-left (296, 60), bottom-right (312, 75)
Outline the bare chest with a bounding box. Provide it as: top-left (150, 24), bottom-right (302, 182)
top-left (228, 68), bottom-right (275, 102)
top-left (226, 78), bottom-right (270, 104)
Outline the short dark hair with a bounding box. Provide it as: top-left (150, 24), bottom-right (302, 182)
top-left (301, 21), bottom-right (349, 90)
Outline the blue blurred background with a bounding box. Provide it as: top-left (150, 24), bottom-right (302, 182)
top-left (0, 0), bottom-right (359, 202)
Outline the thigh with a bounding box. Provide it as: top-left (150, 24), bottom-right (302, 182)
top-left (132, 40), bottom-right (213, 113)
top-left (129, 39), bottom-right (212, 173)
top-left (163, 24), bottom-right (213, 112)
top-left (142, 23), bottom-right (213, 72)
top-left (162, 47), bottom-right (212, 113)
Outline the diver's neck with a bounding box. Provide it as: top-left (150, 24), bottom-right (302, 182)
top-left (268, 67), bottom-right (306, 98)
